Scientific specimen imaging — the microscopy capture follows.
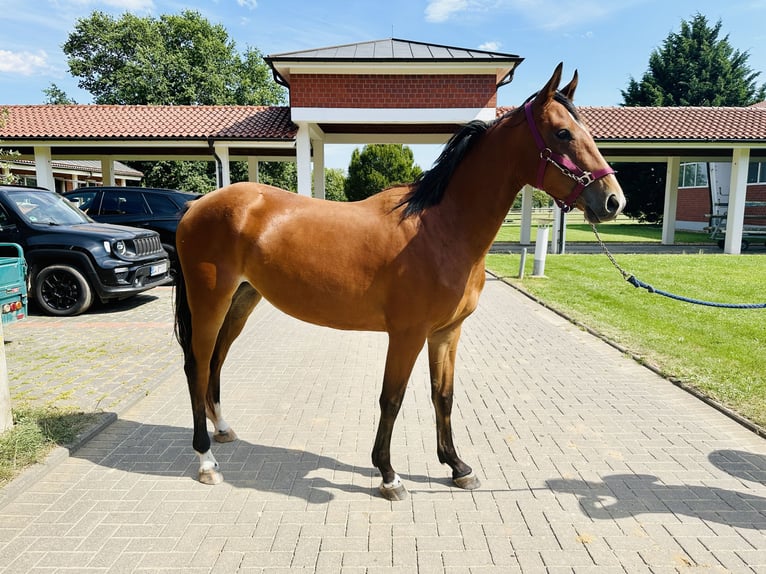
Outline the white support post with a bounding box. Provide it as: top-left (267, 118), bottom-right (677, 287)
top-left (520, 185), bottom-right (533, 245)
top-left (100, 157), bottom-right (115, 186)
top-left (662, 157), bottom-right (680, 245)
top-left (247, 157), bottom-right (260, 183)
top-left (725, 147), bottom-right (750, 255)
top-left (312, 139), bottom-right (325, 199)
top-left (0, 320), bottom-right (11, 432)
top-left (33, 146), bottom-right (55, 191)
top-left (550, 203), bottom-right (566, 254)
top-left (213, 144), bottom-right (231, 188)
top-left (296, 123), bottom-right (312, 197)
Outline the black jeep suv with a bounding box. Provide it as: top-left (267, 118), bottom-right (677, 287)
top-left (63, 186), bottom-right (200, 271)
top-left (0, 185), bottom-right (172, 316)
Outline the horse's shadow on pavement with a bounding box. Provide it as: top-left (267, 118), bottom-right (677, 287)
top-left (72, 419), bottom-right (445, 503)
top-left (546, 449), bottom-right (766, 530)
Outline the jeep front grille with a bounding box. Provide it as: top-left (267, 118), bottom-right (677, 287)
top-left (131, 235), bottom-right (164, 257)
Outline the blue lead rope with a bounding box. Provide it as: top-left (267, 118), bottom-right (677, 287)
top-left (590, 224), bottom-right (766, 309)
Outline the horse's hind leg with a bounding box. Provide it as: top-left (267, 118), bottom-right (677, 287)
top-left (427, 324), bottom-right (480, 491)
top-left (208, 283), bottom-right (262, 444)
top-left (372, 330), bottom-right (426, 501)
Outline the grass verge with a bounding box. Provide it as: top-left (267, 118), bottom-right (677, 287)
top-left (485, 252), bottom-right (766, 428)
top-left (0, 406), bottom-right (99, 486)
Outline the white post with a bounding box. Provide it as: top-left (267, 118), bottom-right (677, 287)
top-left (100, 157), bottom-right (115, 187)
top-left (0, 321), bottom-right (11, 432)
top-left (296, 123), bottom-right (312, 197)
top-left (214, 144), bottom-right (231, 188)
top-left (532, 226), bottom-right (550, 277)
top-left (33, 146), bottom-right (55, 191)
top-left (662, 157), bottom-right (680, 245)
top-left (312, 139), bottom-right (325, 199)
top-left (520, 185), bottom-right (534, 245)
top-left (725, 147), bottom-right (750, 254)
top-left (550, 204), bottom-right (566, 254)
top-left (247, 157), bottom-right (260, 183)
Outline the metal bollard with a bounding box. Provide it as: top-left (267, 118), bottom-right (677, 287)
top-left (532, 226), bottom-right (549, 277)
top-left (518, 247), bottom-right (527, 279)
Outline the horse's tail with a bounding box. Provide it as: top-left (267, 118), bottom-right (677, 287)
top-left (173, 204), bottom-right (194, 366)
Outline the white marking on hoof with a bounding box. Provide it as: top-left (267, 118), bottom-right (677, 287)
top-left (198, 450), bottom-right (223, 485)
top-left (379, 474), bottom-right (408, 501)
top-left (453, 472), bottom-right (481, 490)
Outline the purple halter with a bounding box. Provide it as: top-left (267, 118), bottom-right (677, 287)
top-left (524, 101), bottom-right (615, 212)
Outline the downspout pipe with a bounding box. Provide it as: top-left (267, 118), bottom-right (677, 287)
top-left (208, 138), bottom-right (223, 188)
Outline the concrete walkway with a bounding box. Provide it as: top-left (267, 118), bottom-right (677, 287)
top-left (1, 280), bottom-right (766, 573)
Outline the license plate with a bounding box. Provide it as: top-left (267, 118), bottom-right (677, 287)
top-left (150, 262), bottom-right (168, 276)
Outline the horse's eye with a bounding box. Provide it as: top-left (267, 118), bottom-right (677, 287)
top-left (556, 129), bottom-right (572, 141)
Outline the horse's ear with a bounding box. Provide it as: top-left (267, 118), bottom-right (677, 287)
top-left (534, 62), bottom-right (564, 106)
top-left (560, 70), bottom-right (578, 101)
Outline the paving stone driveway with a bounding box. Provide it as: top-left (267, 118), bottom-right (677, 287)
top-left (1, 280), bottom-right (765, 573)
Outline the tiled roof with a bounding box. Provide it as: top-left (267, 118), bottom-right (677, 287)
top-left (0, 105), bottom-right (296, 140)
top-left (267, 38), bottom-right (521, 62)
top-left (498, 106), bottom-right (766, 142)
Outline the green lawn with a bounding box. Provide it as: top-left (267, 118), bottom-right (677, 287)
top-left (495, 218), bottom-right (714, 244)
top-left (485, 252), bottom-right (766, 428)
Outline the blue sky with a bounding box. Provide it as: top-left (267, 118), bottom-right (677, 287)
top-left (2, 0), bottom-right (766, 170)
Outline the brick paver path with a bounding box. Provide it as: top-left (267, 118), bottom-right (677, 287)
top-left (1, 279), bottom-right (765, 572)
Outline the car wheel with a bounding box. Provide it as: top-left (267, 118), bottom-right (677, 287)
top-left (35, 264), bottom-right (94, 316)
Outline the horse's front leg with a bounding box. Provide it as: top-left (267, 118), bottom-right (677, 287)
top-left (372, 331), bottom-right (426, 501)
top-left (428, 324), bottom-right (480, 490)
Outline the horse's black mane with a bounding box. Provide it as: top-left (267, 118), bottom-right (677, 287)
top-left (397, 90), bottom-right (575, 218)
top-left (397, 119), bottom-right (495, 217)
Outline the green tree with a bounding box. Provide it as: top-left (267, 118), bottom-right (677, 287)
top-left (63, 10), bottom-right (284, 106)
top-left (323, 168), bottom-right (347, 201)
top-left (62, 10), bottom-right (285, 191)
top-left (344, 144), bottom-right (422, 202)
top-left (43, 84), bottom-right (76, 105)
top-left (623, 14), bottom-right (765, 106)
top-left (620, 14), bottom-right (766, 222)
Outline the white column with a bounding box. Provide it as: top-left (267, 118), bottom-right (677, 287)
top-left (725, 147), bottom-right (750, 255)
top-left (312, 139), bottom-right (325, 199)
top-left (100, 157), bottom-right (115, 186)
top-left (550, 204), bottom-right (566, 254)
top-left (520, 185), bottom-right (533, 245)
top-left (662, 157), bottom-right (680, 245)
top-left (213, 144), bottom-right (231, 188)
top-left (247, 157), bottom-right (260, 183)
top-left (33, 146), bottom-right (55, 191)
top-left (296, 123), bottom-right (312, 196)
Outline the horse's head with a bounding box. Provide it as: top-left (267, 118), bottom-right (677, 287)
top-left (523, 63), bottom-right (625, 223)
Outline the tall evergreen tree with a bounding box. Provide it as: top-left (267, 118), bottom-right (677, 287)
top-left (618, 14), bottom-right (766, 222)
top-left (622, 13), bottom-right (765, 107)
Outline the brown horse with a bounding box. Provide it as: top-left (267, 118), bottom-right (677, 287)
top-left (174, 64), bottom-right (625, 500)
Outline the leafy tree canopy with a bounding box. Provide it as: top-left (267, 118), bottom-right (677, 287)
top-left (622, 13), bottom-right (766, 106)
top-left (62, 10), bottom-right (285, 106)
top-left (344, 144), bottom-right (422, 202)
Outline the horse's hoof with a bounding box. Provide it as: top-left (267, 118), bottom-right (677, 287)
top-left (453, 472), bottom-right (481, 490)
top-left (213, 429), bottom-right (238, 443)
top-left (379, 475), bottom-right (408, 501)
top-left (199, 467), bottom-right (224, 485)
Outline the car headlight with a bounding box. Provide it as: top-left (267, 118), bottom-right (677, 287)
top-left (114, 240), bottom-right (127, 255)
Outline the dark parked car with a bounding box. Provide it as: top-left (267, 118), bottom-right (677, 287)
top-left (63, 186), bottom-right (200, 270)
top-left (0, 185), bottom-right (172, 316)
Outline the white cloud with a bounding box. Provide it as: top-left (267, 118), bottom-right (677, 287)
top-left (0, 50), bottom-right (49, 76)
top-left (425, 0), bottom-right (469, 23)
top-left (478, 41), bottom-right (501, 51)
top-left (237, 0), bottom-right (257, 8)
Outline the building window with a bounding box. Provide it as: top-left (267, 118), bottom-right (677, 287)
top-left (678, 162), bottom-right (709, 188)
top-left (748, 161), bottom-right (766, 184)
